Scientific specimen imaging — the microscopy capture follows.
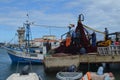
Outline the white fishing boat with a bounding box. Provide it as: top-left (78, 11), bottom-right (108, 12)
top-left (7, 72), bottom-right (41, 80)
top-left (7, 62), bottom-right (43, 80)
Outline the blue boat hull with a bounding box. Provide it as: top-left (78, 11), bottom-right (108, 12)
top-left (7, 51), bottom-right (43, 64)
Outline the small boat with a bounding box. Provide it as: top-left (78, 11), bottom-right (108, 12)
top-left (6, 62), bottom-right (43, 80)
top-left (56, 65), bottom-right (83, 80)
top-left (56, 72), bottom-right (83, 80)
top-left (7, 72), bottom-right (41, 80)
top-left (81, 66), bottom-right (115, 80)
top-left (81, 72), bottom-right (115, 80)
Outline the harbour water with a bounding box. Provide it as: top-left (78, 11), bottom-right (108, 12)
top-left (0, 48), bottom-right (56, 80)
top-left (0, 48), bottom-right (120, 80)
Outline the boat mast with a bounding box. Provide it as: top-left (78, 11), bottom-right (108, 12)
top-left (24, 14), bottom-right (32, 53)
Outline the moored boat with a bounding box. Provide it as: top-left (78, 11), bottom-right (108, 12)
top-left (81, 72), bottom-right (115, 80)
top-left (44, 14), bottom-right (120, 73)
top-left (5, 20), bottom-right (46, 64)
top-left (6, 62), bottom-right (43, 80)
top-left (7, 73), bottom-right (41, 80)
top-left (81, 66), bottom-right (115, 80)
top-left (56, 65), bottom-right (83, 80)
top-left (56, 72), bottom-right (83, 80)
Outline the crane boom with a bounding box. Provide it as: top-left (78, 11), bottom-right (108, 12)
top-left (32, 24), bottom-right (67, 28)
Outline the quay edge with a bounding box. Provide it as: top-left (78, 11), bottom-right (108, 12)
top-left (43, 54), bottom-right (120, 72)
top-left (44, 55), bottom-right (80, 72)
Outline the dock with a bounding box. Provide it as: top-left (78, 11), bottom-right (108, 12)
top-left (43, 45), bottom-right (120, 72)
top-left (44, 53), bottom-right (120, 72)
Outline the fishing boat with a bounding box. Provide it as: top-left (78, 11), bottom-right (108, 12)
top-left (7, 62), bottom-right (43, 80)
top-left (5, 20), bottom-right (46, 64)
top-left (44, 14), bottom-right (120, 74)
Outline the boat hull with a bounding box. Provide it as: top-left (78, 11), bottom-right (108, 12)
top-left (6, 48), bottom-right (43, 64)
top-left (7, 73), bottom-right (40, 80)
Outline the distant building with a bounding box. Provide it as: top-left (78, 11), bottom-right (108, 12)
top-left (32, 35), bottom-right (61, 49)
top-left (43, 35), bottom-right (56, 40)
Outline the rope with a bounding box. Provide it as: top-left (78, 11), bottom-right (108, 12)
top-left (8, 33), bottom-right (17, 44)
top-left (83, 25), bottom-right (105, 34)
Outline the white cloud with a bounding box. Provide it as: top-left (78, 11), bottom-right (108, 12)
top-left (62, 0), bottom-right (120, 36)
top-left (0, 11), bottom-right (27, 28)
top-left (31, 11), bottom-right (75, 25)
top-left (0, 0), bottom-right (120, 41)
top-left (0, 9), bottom-right (76, 28)
top-left (82, 1), bottom-right (120, 32)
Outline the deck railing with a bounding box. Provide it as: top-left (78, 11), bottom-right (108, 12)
top-left (97, 45), bottom-right (120, 55)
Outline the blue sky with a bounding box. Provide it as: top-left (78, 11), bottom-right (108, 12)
top-left (0, 0), bottom-right (120, 43)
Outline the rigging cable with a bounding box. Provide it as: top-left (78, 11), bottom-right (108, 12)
top-left (8, 33), bottom-right (18, 44)
top-left (32, 24), bottom-right (67, 28)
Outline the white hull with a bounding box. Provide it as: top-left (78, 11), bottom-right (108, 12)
top-left (7, 73), bottom-right (41, 80)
